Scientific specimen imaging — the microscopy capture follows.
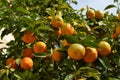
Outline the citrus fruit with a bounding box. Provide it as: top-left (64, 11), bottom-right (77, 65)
top-left (83, 47), bottom-right (98, 63)
top-left (115, 24), bottom-right (120, 35)
top-left (67, 43), bottom-right (85, 60)
top-left (62, 39), bottom-right (71, 47)
top-left (52, 48), bottom-right (62, 62)
top-left (54, 27), bottom-right (62, 37)
top-left (61, 23), bottom-right (75, 35)
top-left (49, 15), bottom-right (64, 28)
top-left (97, 41), bottom-right (111, 56)
top-left (6, 57), bottom-right (18, 69)
top-left (86, 9), bottom-right (95, 19)
top-left (111, 33), bottom-right (117, 39)
top-left (95, 10), bottom-right (104, 19)
top-left (21, 30), bottom-right (35, 43)
top-left (33, 41), bottom-right (47, 53)
top-left (118, 12), bottom-right (120, 21)
top-left (22, 48), bottom-right (34, 59)
top-left (20, 57), bottom-right (33, 70)
top-left (77, 78), bottom-right (84, 80)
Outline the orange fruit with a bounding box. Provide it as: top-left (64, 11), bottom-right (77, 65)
top-left (77, 78), bottom-right (84, 80)
top-left (61, 23), bottom-right (75, 35)
top-left (83, 47), bottom-right (98, 63)
top-left (21, 30), bottom-right (35, 43)
top-left (20, 57), bottom-right (33, 70)
top-left (118, 12), bottom-right (120, 21)
top-left (115, 24), bottom-right (120, 35)
top-left (22, 48), bottom-right (34, 59)
top-left (52, 48), bottom-right (62, 62)
top-left (62, 39), bottom-right (71, 47)
top-left (6, 57), bottom-right (18, 69)
top-left (97, 41), bottom-right (111, 56)
top-left (86, 9), bottom-right (95, 19)
top-left (33, 41), bottom-right (47, 53)
top-left (95, 10), bottom-right (104, 19)
top-left (67, 43), bottom-right (85, 60)
top-left (54, 28), bottom-right (62, 37)
top-left (111, 33), bottom-right (117, 39)
top-left (49, 15), bottom-right (64, 28)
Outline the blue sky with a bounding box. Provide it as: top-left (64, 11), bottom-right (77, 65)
top-left (71, 0), bottom-right (116, 14)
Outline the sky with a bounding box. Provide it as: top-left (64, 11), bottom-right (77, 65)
top-left (71, 0), bottom-right (116, 14)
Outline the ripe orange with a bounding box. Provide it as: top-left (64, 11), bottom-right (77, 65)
top-left (95, 10), bottom-right (104, 19)
top-left (61, 23), bottom-right (75, 35)
top-left (67, 43), bottom-right (85, 60)
top-left (54, 28), bottom-right (62, 37)
top-left (49, 15), bottom-right (64, 28)
top-left (83, 47), bottom-right (98, 63)
top-left (115, 24), bottom-right (120, 35)
top-left (111, 33), bottom-right (117, 39)
top-left (22, 48), bottom-right (34, 59)
top-left (118, 12), bottom-right (120, 21)
top-left (97, 41), bottom-right (111, 56)
top-left (21, 30), bottom-right (35, 43)
top-left (6, 57), bottom-right (18, 69)
top-left (33, 41), bottom-right (47, 53)
top-left (20, 57), bottom-right (33, 70)
top-left (62, 39), bottom-right (71, 47)
top-left (86, 9), bottom-right (95, 19)
top-left (77, 78), bottom-right (84, 80)
top-left (52, 48), bottom-right (61, 62)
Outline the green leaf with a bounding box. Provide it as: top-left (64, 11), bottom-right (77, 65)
top-left (46, 8), bottom-right (55, 16)
top-left (109, 53), bottom-right (120, 66)
top-left (33, 52), bottom-right (51, 58)
top-left (14, 71), bottom-right (25, 80)
top-left (65, 67), bottom-right (100, 80)
top-left (23, 71), bottom-right (33, 80)
top-left (98, 57), bottom-right (112, 71)
top-left (64, 35), bottom-right (80, 43)
top-left (104, 4), bottom-right (116, 10)
top-left (64, 74), bottom-right (74, 80)
top-left (79, 67), bottom-right (101, 80)
top-left (0, 69), bottom-right (6, 78)
top-left (16, 7), bottom-right (30, 14)
top-left (108, 77), bottom-right (119, 80)
top-left (114, 0), bottom-right (118, 3)
top-left (72, 0), bottom-right (78, 5)
top-left (38, 25), bottom-right (54, 31)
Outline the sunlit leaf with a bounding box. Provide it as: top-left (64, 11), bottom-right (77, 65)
top-left (14, 71), bottom-right (25, 80)
top-left (108, 77), bottom-right (119, 80)
top-left (104, 4), bottom-right (116, 10)
top-left (33, 52), bottom-right (51, 58)
top-left (0, 69), bottom-right (6, 78)
top-left (98, 57), bottom-right (112, 71)
top-left (114, 0), bottom-right (118, 3)
top-left (16, 7), bottom-right (30, 14)
top-left (64, 35), bottom-right (80, 43)
top-left (64, 74), bottom-right (74, 80)
top-left (81, 35), bottom-right (98, 48)
top-left (72, 0), bottom-right (78, 5)
top-left (38, 25), bottom-right (54, 31)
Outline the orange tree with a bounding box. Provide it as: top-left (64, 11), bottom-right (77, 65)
top-left (0, 0), bottom-right (120, 80)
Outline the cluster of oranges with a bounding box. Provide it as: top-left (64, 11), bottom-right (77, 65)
top-left (5, 11), bottom-right (112, 71)
top-left (52, 40), bottom-right (111, 63)
top-left (6, 30), bottom-right (48, 70)
top-left (86, 8), bottom-right (120, 39)
top-left (86, 9), bottom-right (104, 20)
top-left (48, 14), bottom-right (111, 63)
top-left (48, 14), bottom-right (77, 37)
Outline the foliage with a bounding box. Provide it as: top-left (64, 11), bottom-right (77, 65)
top-left (0, 0), bottom-right (120, 80)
